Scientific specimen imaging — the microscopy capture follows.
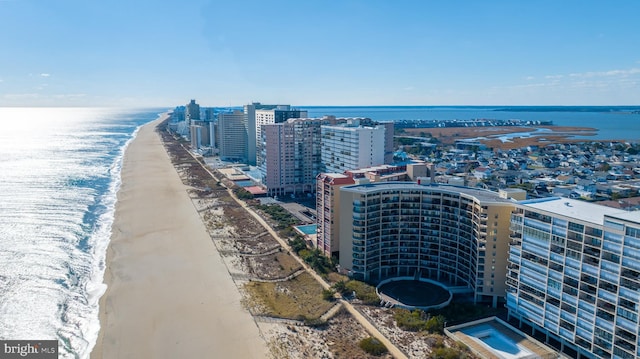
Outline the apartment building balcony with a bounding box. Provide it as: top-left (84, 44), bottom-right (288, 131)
top-left (616, 316), bottom-right (638, 334)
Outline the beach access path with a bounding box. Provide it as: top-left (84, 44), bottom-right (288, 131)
top-left (91, 114), bottom-right (266, 358)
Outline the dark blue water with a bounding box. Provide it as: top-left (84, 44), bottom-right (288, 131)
top-left (301, 106), bottom-right (640, 141)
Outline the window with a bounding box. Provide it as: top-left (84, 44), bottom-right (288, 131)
top-left (568, 222), bottom-right (584, 233)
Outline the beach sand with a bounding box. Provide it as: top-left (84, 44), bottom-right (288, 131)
top-left (91, 114), bottom-right (266, 359)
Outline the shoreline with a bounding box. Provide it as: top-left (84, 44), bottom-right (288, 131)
top-left (91, 113), bottom-right (266, 358)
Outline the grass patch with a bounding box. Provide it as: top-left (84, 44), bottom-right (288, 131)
top-left (428, 337), bottom-right (473, 359)
top-left (255, 204), bottom-right (300, 230)
top-left (326, 272), bottom-right (348, 285)
top-left (274, 251), bottom-right (301, 273)
top-left (359, 337), bottom-right (388, 356)
top-left (243, 272), bottom-right (333, 320)
top-left (393, 308), bottom-right (445, 334)
top-left (289, 237), bottom-right (334, 274)
top-left (430, 302), bottom-right (500, 324)
top-left (336, 280), bottom-right (379, 305)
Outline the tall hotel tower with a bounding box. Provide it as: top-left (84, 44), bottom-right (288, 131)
top-left (507, 197), bottom-right (640, 359)
top-left (339, 182), bottom-right (516, 307)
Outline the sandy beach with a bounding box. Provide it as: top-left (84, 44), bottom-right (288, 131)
top-left (91, 114), bottom-right (266, 358)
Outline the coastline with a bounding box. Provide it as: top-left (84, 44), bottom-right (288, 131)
top-left (91, 114), bottom-right (266, 358)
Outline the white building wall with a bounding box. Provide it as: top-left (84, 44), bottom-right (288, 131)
top-left (322, 124), bottom-right (387, 173)
top-left (507, 198), bottom-right (640, 359)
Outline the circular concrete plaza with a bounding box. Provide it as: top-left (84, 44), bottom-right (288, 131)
top-left (378, 279), bottom-right (451, 308)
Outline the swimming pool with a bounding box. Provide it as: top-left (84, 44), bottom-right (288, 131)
top-left (295, 224), bottom-right (317, 235)
top-left (234, 180), bottom-right (256, 187)
top-left (463, 324), bottom-right (534, 359)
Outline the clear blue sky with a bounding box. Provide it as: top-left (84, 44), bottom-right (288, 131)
top-left (1, 0), bottom-right (639, 107)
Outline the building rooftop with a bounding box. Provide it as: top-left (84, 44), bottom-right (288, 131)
top-left (607, 209), bottom-right (640, 224)
top-left (341, 182), bottom-right (515, 204)
top-left (319, 173), bottom-right (350, 178)
top-left (518, 197), bottom-right (640, 225)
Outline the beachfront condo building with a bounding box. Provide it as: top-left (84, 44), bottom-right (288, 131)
top-left (260, 117), bottom-right (342, 197)
top-left (315, 163), bottom-right (430, 258)
top-left (217, 110), bottom-right (247, 162)
top-left (190, 124), bottom-right (203, 149)
top-left (506, 197), bottom-right (640, 359)
top-left (255, 106), bottom-right (307, 169)
top-left (338, 182), bottom-right (516, 307)
top-left (261, 116), bottom-right (396, 197)
top-left (244, 102), bottom-right (279, 165)
top-left (380, 121), bottom-right (395, 164)
top-left (186, 99), bottom-right (200, 126)
top-left (316, 173), bottom-right (356, 257)
top-left (191, 120), bottom-right (213, 150)
top-left (320, 119), bottom-right (393, 174)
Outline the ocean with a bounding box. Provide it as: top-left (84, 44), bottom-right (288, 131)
top-left (0, 105), bottom-right (639, 358)
top-left (0, 108), bottom-right (162, 358)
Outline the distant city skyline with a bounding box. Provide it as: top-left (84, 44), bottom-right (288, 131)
top-left (1, 0), bottom-right (639, 107)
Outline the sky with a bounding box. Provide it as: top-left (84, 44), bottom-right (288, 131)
top-left (1, 0), bottom-right (639, 107)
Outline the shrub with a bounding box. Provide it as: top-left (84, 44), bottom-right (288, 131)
top-left (255, 204), bottom-right (299, 229)
top-left (429, 346), bottom-right (471, 359)
top-left (288, 237), bottom-right (307, 253)
top-left (431, 302), bottom-right (499, 324)
top-left (332, 280), bottom-right (349, 295)
top-left (234, 188), bottom-right (254, 200)
top-left (393, 309), bottom-right (445, 334)
top-left (322, 288), bottom-right (336, 301)
top-left (394, 308), bottom-right (427, 332)
top-left (303, 249), bottom-right (333, 274)
top-left (359, 337), bottom-right (388, 356)
top-left (424, 315), bottom-right (445, 334)
top-left (345, 280), bottom-right (379, 305)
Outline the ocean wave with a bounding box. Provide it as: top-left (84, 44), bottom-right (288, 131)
top-left (0, 108), bottom-right (159, 358)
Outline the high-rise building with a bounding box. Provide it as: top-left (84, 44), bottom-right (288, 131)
top-left (261, 117), bottom-right (327, 196)
top-left (321, 119), bottom-right (393, 174)
top-left (315, 173), bottom-right (356, 257)
top-left (507, 197), bottom-right (640, 359)
top-left (244, 102), bottom-right (279, 165)
top-left (338, 182), bottom-right (515, 306)
top-left (191, 120), bottom-right (212, 150)
top-left (204, 108), bottom-right (215, 121)
top-left (186, 99), bottom-right (200, 126)
top-left (255, 105), bottom-right (308, 169)
top-left (380, 121), bottom-right (395, 164)
top-left (217, 110), bottom-right (247, 162)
